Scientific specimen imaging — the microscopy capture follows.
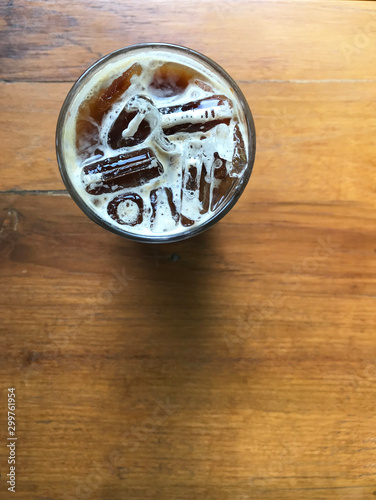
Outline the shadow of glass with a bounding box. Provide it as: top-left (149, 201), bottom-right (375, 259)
top-left (103, 225), bottom-right (257, 498)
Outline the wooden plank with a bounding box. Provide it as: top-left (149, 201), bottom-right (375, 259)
top-left (1, 81), bottom-right (375, 210)
top-left (1, 0), bottom-right (376, 82)
top-left (0, 193), bottom-right (375, 499)
top-left (1, 1), bottom-right (376, 498)
top-left (0, 82), bottom-right (69, 191)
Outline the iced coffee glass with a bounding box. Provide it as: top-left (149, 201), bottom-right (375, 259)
top-left (56, 43), bottom-right (256, 243)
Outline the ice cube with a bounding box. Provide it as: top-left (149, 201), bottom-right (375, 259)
top-left (76, 63), bottom-right (142, 158)
top-left (150, 187), bottom-right (179, 231)
top-left (231, 122), bottom-right (247, 175)
top-left (198, 163), bottom-right (211, 215)
top-left (82, 148), bottom-right (164, 195)
top-left (211, 153), bottom-right (237, 211)
top-left (180, 155), bottom-right (203, 226)
top-left (107, 192), bottom-right (144, 226)
top-left (159, 95), bottom-right (233, 135)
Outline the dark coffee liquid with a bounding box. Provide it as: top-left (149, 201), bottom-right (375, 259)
top-left (148, 62), bottom-right (198, 98)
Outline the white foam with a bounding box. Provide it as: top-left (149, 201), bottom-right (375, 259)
top-left (61, 47), bottom-right (250, 237)
top-left (117, 199), bottom-right (140, 225)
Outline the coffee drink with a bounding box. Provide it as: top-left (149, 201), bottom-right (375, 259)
top-left (56, 44), bottom-right (255, 242)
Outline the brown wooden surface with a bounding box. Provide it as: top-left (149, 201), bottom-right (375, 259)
top-left (1, 1), bottom-right (376, 499)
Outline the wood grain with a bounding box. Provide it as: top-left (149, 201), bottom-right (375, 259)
top-left (1, 0), bottom-right (376, 499)
top-left (1, 0), bottom-right (376, 82)
top-left (1, 81), bottom-right (375, 209)
top-left (0, 194), bottom-right (375, 499)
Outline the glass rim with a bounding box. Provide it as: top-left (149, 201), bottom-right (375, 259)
top-left (56, 42), bottom-right (256, 244)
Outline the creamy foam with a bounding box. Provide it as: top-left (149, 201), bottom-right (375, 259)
top-left (61, 47), bottom-right (250, 237)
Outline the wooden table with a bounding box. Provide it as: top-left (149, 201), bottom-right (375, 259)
top-left (1, 1), bottom-right (376, 499)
